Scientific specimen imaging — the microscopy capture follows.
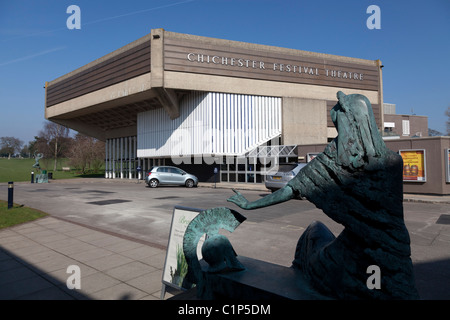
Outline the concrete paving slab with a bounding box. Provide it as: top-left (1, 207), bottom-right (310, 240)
top-left (0, 266), bottom-right (37, 286)
top-left (126, 269), bottom-right (164, 295)
top-left (102, 239), bottom-right (146, 253)
top-left (0, 274), bottom-right (55, 300)
top-left (30, 255), bottom-right (78, 275)
top-left (16, 286), bottom-right (74, 300)
top-left (86, 235), bottom-right (127, 247)
top-left (90, 282), bottom-right (148, 300)
top-left (23, 249), bottom-right (67, 264)
top-left (52, 242), bottom-right (99, 256)
top-left (119, 245), bottom-right (162, 260)
top-left (75, 271), bottom-right (121, 295)
top-left (11, 243), bottom-right (51, 258)
top-left (0, 257), bottom-right (24, 272)
top-left (85, 253), bottom-right (134, 271)
top-left (104, 261), bottom-right (157, 282)
top-left (0, 178), bottom-right (449, 300)
top-left (69, 247), bottom-right (114, 263)
top-left (138, 252), bottom-right (166, 269)
top-left (0, 250), bottom-right (11, 262)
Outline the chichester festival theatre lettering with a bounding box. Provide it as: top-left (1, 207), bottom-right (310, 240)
top-left (186, 52), bottom-right (364, 81)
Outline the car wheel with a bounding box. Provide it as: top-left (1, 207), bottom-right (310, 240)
top-left (185, 179), bottom-right (194, 188)
top-left (149, 179), bottom-right (159, 188)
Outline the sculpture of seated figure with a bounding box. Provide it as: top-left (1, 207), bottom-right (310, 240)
top-left (228, 91), bottom-right (419, 299)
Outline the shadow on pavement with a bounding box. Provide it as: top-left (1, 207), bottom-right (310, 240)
top-left (414, 258), bottom-right (450, 300)
top-left (0, 245), bottom-right (91, 300)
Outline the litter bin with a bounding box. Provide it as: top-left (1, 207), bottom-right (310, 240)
top-left (48, 172), bottom-right (53, 180)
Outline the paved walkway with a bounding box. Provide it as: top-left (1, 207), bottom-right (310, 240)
top-left (0, 180), bottom-right (449, 300)
top-left (0, 216), bottom-right (171, 300)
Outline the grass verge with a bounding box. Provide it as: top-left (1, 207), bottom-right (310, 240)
top-left (0, 200), bottom-right (48, 229)
top-left (0, 158), bottom-right (104, 183)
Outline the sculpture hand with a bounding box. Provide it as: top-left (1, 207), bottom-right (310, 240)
top-left (227, 189), bottom-right (250, 209)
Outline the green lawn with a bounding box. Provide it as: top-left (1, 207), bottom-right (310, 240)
top-left (0, 158), bottom-right (104, 183)
top-left (0, 200), bottom-right (48, 229)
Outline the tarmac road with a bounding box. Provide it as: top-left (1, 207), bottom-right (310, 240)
top-left (1, 178), bottom-right (449, 299)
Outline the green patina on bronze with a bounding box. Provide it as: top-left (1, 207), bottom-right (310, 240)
top-left (227, 91), bottom-right (419, 299)
top-left (182, 207), bottom-right (246, 297)
top-left (183, 91), bottom-right (419, 299)
top-left (32, 153), bottom-right (43, 169)
top-left (32, 152), bottom-right (48, 183)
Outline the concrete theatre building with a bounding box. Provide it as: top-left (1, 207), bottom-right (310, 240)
top-left (45, 28), bottom-right (384, 183)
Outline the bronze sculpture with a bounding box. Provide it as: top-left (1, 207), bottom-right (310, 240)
top-left (32, 152), bottom-right (43, 169)
top-left (227, 91), bottom-right (419, 299)
top-left (182, 207), bottom-right (246, 298)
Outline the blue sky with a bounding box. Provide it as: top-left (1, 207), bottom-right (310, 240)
top-left (0, 0), bottom-right (449, 145)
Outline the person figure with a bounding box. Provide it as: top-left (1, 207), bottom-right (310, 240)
top-left (32, 153), bottom-right (43, 169)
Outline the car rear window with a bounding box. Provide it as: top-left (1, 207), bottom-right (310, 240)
top-left (276, 164), bottom-right (298, 172)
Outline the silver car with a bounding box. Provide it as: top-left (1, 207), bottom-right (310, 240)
top-left (145, 166), bottom-right (199, 188)
top-left (265, 163), bottom-right (307, 192)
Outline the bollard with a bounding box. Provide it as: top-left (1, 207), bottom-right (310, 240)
top-left (8, 181), bottom-right (13, 209)
top-left (214, 167), bottom-right (218, 188)
top-left (31, 171), bottom-right (34, 184)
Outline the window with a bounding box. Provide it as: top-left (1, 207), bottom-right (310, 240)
top-left (402, 120), bottom-right (410, 136)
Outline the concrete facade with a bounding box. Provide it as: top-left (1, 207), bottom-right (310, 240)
top-left (384, 114), bottom-right (429, 139)
top-left (45, 28), bottom-right (383, 182)
top-left (282, 98), bottom-right (327, 145)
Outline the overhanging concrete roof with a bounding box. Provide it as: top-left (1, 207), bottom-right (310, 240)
top-left (45, 28), bottom-right (382, 141)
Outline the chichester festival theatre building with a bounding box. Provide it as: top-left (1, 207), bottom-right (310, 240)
top-left (45, 28), bottom-right (384, 184)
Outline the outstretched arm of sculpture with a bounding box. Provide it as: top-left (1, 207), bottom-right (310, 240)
top-left (227, 184), bottom-right (296, 210)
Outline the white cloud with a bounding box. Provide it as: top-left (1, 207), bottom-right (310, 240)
top-left (0, 47), bottom-right (66, 67)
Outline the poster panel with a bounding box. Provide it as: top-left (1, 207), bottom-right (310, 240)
top-left (399, 149), bottom-right (426, 182)
top-left (161, 206), bottom-right (205, 294)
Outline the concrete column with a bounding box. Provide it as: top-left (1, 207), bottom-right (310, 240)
top-left (282, 97), bottom-right (327, 145)
top-left (129, 136), bottom-right (132, 179)
top-left (112, 139), bottom-right (116, 179)
top-left (108, 139), bottom-right (112, 178)
top-left (120, 137), bottom-right (124, 179)
top-left (150, 28), bottom-right (164, 88)
top-left (134, 137), bottom-right (138, 179)
top-left (105, 139), bottom-right (109, 178)
top-left (124, 136), bottom-right (128, 178)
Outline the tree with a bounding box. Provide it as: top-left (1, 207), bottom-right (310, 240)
top-left (27, 137), bottom-right (39, 157)
top-left (68, 133), bottom-right (105, 174)
top-left (20, 144), bottom-right (30, 158)
top-left (37, 121), bottom-right (71, 171)
top-left (428, 128), bottom-right (443, 137)
top-left (0, 136), bottom-right (23, 159)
